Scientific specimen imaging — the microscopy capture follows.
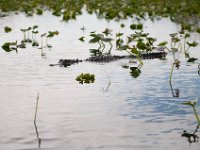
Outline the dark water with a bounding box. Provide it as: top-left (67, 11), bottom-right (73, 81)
top-left (0, 11), bottom-right (200, 150)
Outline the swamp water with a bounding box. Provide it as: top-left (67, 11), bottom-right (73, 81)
top-left (0, 11), bottom-right (200, 150)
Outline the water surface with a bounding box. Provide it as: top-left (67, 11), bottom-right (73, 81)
top-left (0, 11), bottom-right (200, 150)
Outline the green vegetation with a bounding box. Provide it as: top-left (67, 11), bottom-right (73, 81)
top-left (1, 25), bottom-right (59, 55)
top-left (0, 0), bottom-right (200, 28)
top-left (76, 73), bottom-right (95, 84)
top-left (182, 100), bottom-right (200, 124)
top-left (4, 26), bottom-right (12, 33)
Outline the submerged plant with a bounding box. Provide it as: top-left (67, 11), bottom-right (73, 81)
top-left (76, 73), bottom-right (95, 84)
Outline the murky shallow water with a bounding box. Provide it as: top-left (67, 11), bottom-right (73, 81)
top-left (0, 11), bottom-right (200, 150)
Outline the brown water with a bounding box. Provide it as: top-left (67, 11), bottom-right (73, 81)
top-left (0, 11), bottom-right (200, 150)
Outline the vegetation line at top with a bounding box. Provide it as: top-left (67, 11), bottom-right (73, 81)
top-left (0, 0), bottom-right (200, 27)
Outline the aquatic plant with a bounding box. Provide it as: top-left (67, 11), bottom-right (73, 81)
top-left (79, 36), bottom-right (85, 42)
top-left (2, 41), bottom-right (17, 52)
top-left (39, 33), bottom-right (46, 49)
top-left (76, 73), bottom-right (95, 84)
top-left (45, 31), bottom-right (59, 48)
top-left (116, 32), bottom-right (124, 48)
top-left (32, 25), bottom-right (39, 46)
top-left (130, 67), bottom-right (141, 78)
top-left (182, 99), bottom-right (200, 124)
top-left (26, 27), bottom-right (32, 43)
top-left (20, 28), bottom-right (27, 43)
top-left (4, 26), bottom-right (12, 33)
top-left (117, 31), bottom-right (157, 69)
top-left (89, 32), bottom-right (113, 56)
top-left (130, 23), bottom-right (143, 30)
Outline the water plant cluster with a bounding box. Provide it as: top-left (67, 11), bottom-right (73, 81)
top-left (2, 25), bottom-right (59, 55)
top-left (0, 0), bottom-right (200, 30)
top-left (76, 73), bottom-right (95, 84)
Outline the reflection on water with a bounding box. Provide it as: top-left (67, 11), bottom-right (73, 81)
top-left (34, 122), bottom-right (41, 148)
top-left (0, 11), bottom-right (200, 150)
top-left (169, 81), bottom-right (180, 98)
top-left (182, 124), bottom-right (199, 144)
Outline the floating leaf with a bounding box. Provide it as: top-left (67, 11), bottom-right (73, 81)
top-left (131, 47), bottom-right (139, 55)
top-left (187, 41), bottom-right (198, 47)
top-left (184, 33), bottom-right (190, 38)
top-left (76, 73), bottom-right (95, 84)
top-left (33, 25), bottom-right (38, 30)
top-left (116, 32), bottom-right (123, 37)
top-left (137, 23), bottom-right (143, 30)
top-left (79, 36), bottom-right (85, 42)
top-left (116, 45), bottom-right (129, 50)
top-left (4, 26), bottom-right (12, 33)
top-left (130, 67), bottom-right (141, 78)
top-left (130, 24), bottom-right (137, 30)
top-left (120, 23), bottom-right (125, 28)
top-left (137, 40), bottom-right (146, 50)
top-left (2, 42), bottom-right (17, 52)
top-left (158, 41), bottom-right (168, 47)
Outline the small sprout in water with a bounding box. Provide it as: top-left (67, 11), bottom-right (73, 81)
top-left (76, 73), bottom-right (95, 84)
top-left (79, 36), bottom-right (85, 42)
top-left (4, 26), bottom-right (12, 33)
top-left (102, 28), bottom-right (112, 36)
top-left (45, 31), bottom-right (59, 48)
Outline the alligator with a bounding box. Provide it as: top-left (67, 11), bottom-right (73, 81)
top-left (49, 51), bottom-right (167, 67)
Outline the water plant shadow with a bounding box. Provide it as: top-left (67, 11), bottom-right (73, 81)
top-left (34, 121), bottom-right (42, 148)
top-left (169, 81), bottom-right (180, 98)
top-left (182, 124), bottom-right (199, 144)
top-left (33, 93), bottom-right (41, 148)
